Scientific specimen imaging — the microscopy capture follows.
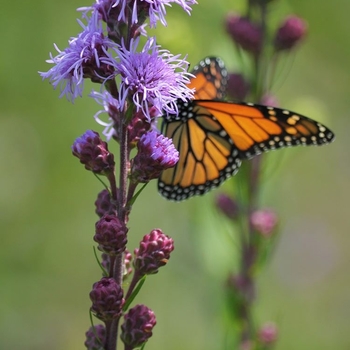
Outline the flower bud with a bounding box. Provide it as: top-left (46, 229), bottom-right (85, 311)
top-left (134, 229), bottom-right (174, 276)
top-left (250, 209), bottom-right (278, 237)
top-left (84, 324), bottom-right (106, 350)
top-left (95, 189), bottom-right (118, 218)
top-left (131, 131), bottom-right (179, 183)
top-left (94, 215), bottom-right (128, 255)
top-left (123, 249), bottom-right (133, 280)
top-left (226, 13), bottom-right (263, 55)
top-left (227, 273), bottom-right (255, 303)
top-left (260, 94), bottom-right (279, 108)
top-left (90, 277), bottom-right (125, 321)
top-left (226, 73), bottom-right (250, 101)
top-left (274, 16), bottom-right (307, 51)
top-left (216, 193), bottom-right (239, 220)
top-left (120, 304), bottom-right (156, 349)
top-left (258, 322), bottom-right (278, 345)
top-left (72, 130), bottom-right (115, 175)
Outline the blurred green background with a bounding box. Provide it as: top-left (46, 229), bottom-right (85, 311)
top-left (1, 0), bottom-right (349, 349)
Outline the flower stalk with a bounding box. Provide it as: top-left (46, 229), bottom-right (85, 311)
top-left (41, 1), bottom-right (196, 349)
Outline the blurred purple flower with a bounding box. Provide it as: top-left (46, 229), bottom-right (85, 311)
top-left (274, 15), bottom-right (307, 51)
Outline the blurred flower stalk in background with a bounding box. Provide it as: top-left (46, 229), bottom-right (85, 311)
top-left (217, 1), bottom-right (307, 348)
top-left (40, 0), bottom-right (196, 349)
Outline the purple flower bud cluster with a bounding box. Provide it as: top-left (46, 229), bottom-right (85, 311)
top-left (84, 324), bottom-right (106, 350)
top-left (90, 277), bottom-right (125, 321)
top-left (134, 229), bottom-right (175, 276)
top-left (94, 215), bottom-right (128, 255)
top-left (72, 130), bottom-right (115, 176)
top-left (121, 305), bottom-right (157, 349)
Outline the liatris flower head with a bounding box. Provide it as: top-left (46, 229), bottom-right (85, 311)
top-left (274, 15), bottom-right (307, 52)
top-left (250, 208), bottom-right (278, 237)
top-left (120, 304), bottom-right (157, 350)
top-left (72, 130), bottom-right (115, 176)
top-left (258, 322), bottom-right (278, 345)
top-left (95, 189), bottom-right (118, 218)
top-left (84, 324), bottom-right (106, 350)
top-left (40, 12), bottom-right (116, 102)
top-left (225, 13), bottom-right (263, 56)
top-left (114, 37), bottom-right (193, 121)
top-left (226, 72), bottom-right (250, 101)
top-left (134, 229), bottom-right (174, 276)
top-left (216, 193), bottom-right (240, 220)
top-left (130, 130), bottom-right (179, 183)
top-left (89, 277), bottom-right (125, 321)
top-left (94, 214), bottom-right (128, 255)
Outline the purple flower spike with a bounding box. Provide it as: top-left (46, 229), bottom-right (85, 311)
top-left (94, 214), bottom-right (128, 255)
top-left (84, 324), bottom-right (106, 350)
top-left (131, 131), bottom-right (179, 183)
top-left (90, 277), bottom-right (125, 321)
top-left (121, 304), bottom-right (157, 349)
top-left (40, 12), bottom-right (116, 102)
top-left (72, 130), bottom-right (115, 175)
top-left (274, 16), bottom-right (307, 51)
top-left (114, 37), bottom-right (193, 121)
top-left (134, 229), bottom-right (174, 276)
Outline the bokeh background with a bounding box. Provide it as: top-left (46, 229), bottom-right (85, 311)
top-left (1, 0), bottom-right (349, 349)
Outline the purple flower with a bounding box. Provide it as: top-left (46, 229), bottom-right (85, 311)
top-left (226, 72), bottom-right (250, 101)
top-left (84, 324), bottom-right (106, 350)
top-left (40, 12), bottom-right (116, 102)
top-left (250, 209), bottom-right (278, 237)
top-left (131, 0), bottom-right (197, 28)
top-left (131, 130), bottom-right (179, 183)
top-left (79, 0), bottom-right (128, 23)
top-left (72, 130), bottom-right (115, 175)
top-left (216, 193), bottom-right (239, 220)
top-left (274, 15), bottom-right (307, 51)
top-left (94, 214), bottom-right (128, 255)
top-left (114, 37), bottom-right (193, 121)
top-left (95, 189), bottom-right (118, 217)
top-left (90, 277), bottom-right (125, 321)
top-left (226, 13), bottom-right (263, 56)
top-left (121, 304), bottom-right (157, 349)
top-left (134, 229), bottom-right (174, 276)
top-left (258, 322), bottom-right (278, 345)
top-left (90, 90), bottom-right (120, 140)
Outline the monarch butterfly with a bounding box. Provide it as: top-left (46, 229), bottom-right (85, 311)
top-left (158, 57), bottom-right (335, 201)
